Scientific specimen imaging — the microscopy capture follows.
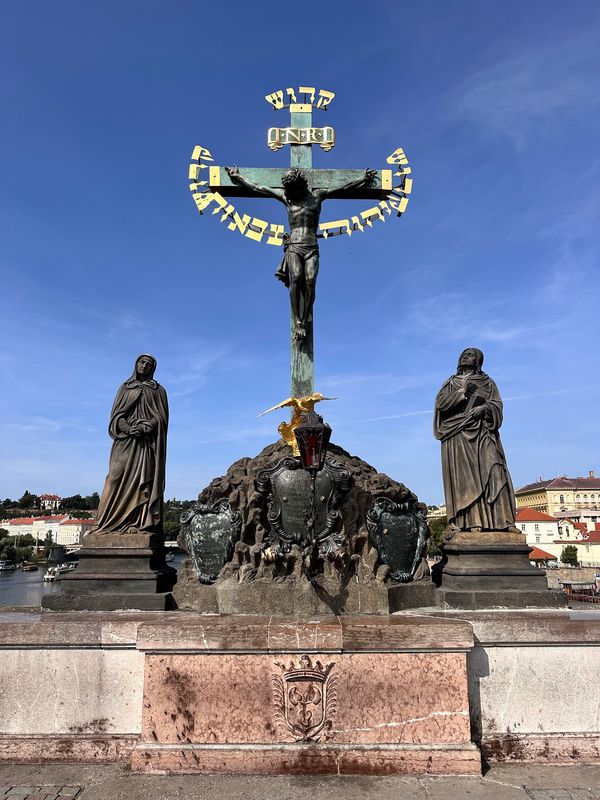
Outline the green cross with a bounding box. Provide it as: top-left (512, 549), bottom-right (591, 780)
top-left (205, 94), bottom-right (392, 398)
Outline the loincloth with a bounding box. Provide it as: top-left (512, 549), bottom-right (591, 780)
top-left (275, 238), bottom-right (319, 287)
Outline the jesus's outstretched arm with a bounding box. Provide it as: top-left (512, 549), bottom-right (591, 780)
top-left (318, 168), bottom-right (377, 200)
top-left (225, 166), bottom-right (285, 202)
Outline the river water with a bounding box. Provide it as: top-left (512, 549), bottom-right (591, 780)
top-left (0, 554), bottom-right (185, 608)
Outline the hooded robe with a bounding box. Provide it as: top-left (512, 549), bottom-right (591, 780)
top-left (94, 355), bottom-right (168, 534)
top-left (433, 359), bottom-right (515, 531)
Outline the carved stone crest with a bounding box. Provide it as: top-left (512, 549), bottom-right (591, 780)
top-left (180, 499), bottom-right (241, 584)
top-left (255, 456), bottom-right (352, 558)
top-left (271, 654), bottom-right (338, 742)
top-left (366, 497), bottom-right (428, 582)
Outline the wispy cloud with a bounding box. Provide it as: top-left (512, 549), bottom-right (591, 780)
top-left (320, 371), bottom-right (432, 396)
top-left (454, 34), bottom-right (600, 147)
top-left (395, 292), bottom-right (562, 345)
top-left (339, 409), bottom-right (432, 425)
top-left (107, 312), bottom-right (145, 340)
top-left (0, 416), bottom-right (96, 436)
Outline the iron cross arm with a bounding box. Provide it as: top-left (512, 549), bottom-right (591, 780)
top-left (209, 166), bottom-right (393, 199)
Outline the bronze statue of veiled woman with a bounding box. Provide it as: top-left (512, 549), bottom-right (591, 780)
top-left (434, 348), bottom-right (516, 532)
top-left (94, 354), bottom-right (168, 535)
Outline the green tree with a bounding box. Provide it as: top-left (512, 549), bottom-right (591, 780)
top-left (0, 542), bottom-right (16, 562)
top-left (43, 532), bottom-right (54, 557)
top-left (60, 494), bottom-right (86, 510)
top-left (85, 492), bottom-right (100, 510)
top-left (560, 544), bottom-right (579, 567)
top-left (18, 490), bottom-right (39, 509)
top-left (15, 546), bottom-right (33, 563)
top-left (428, 516), bottom-right (447, 556)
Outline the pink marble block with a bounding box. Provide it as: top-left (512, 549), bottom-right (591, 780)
top-left (134, 649), bottom-right (478, 774)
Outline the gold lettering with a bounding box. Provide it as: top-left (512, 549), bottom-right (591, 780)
top-left (191, 145), bottom-right (214, 162)
top-left (188, 164), bottom-right (200, 181)
top-left (350, 215), bottom-right (364, 233)
top-left (266, 223), bottom-right (285, 245)
top-left (245, 218), bottom-right (268, 242)
top-left (227, 212), bottom-right (252, 234)
top-left (403, 177), bottom-right (413, 195)
top-left (286, 87), bottom-right (297, 103)
top-left (387, 195), bottom-right (409, 214)
top-left (386, 147), bottom-right (409, 166)
top-left (360, 206), bottom-right (384, 226)
top-left (192, 192), bottom-right (216, 214)
top-left (265, 90), bottom-right (285, 110)
top-left (320, 219), bottom-right (351, 239)
top-left (316, 89), bottom-right (335, 109)
top-left (299, 85), bottom-right (316, 104)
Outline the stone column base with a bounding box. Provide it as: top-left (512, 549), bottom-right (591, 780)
top-left (432, 531), bottom-right (566, 609)
top-left (42, 532), bottom-right (176, 611)
top-left (131, 614), bottom-right (480, 775)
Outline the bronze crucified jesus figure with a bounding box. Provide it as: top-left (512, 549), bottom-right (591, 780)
top-left (225, 165), bottom-right (376, 340)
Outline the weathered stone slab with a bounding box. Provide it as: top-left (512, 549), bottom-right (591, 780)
top-left (140, 652), bottom-right (471, 744)
top-left (131, 742), bottom-right (481, 775)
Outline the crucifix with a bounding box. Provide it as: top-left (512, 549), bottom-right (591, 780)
top-left (188, 85), bottom-right (412, 398)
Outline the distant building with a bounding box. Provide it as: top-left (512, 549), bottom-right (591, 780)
top-left (428, 504), bottom-right (447, 520)
top-left (56, 518), bottom-right (95, 546)
top-left (39, 494), bottom-right (61, 511)
top-left (32, 515), bottom-right (70, 543)
top-left (517, 507), bottom-right (600, 565)
top-left (2, 515), bottom-right (71, 543)
top-left (1, 517), bottom-right (35, 538)
top-left (554, 508), bottom-right (600, 531)
top-left (515, 471), bottom-right (600, 515)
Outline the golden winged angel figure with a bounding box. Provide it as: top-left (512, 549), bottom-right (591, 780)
top-left (259, 393), bottom-right (336, 455)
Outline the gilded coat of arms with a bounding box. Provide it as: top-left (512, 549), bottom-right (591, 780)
top-left (271, 654), bottom-right (338, 742)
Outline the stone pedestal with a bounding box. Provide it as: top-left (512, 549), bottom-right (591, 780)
top-left (433, 531), bottom-right (566, 609)
top-left (42, 533), bottom-right (176, 611)
top-left (130, 614), bottom-right (480, 775)
top-left (174, 557), bottom-right (437, 615)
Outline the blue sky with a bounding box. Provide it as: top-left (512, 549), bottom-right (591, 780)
top-left (1, 1), bottom-right (599, 504)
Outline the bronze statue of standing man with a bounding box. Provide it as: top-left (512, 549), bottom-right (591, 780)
top-left (434, 348), bottom-right (516, 532)
top-left (225, 165), bottom-right (376, 340)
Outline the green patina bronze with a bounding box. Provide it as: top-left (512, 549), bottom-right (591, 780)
top-left (217, 103), bottom-right (380, 398)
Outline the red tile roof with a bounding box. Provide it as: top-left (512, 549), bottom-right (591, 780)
top-left (40, 494), bottom-right (60, 500)
top-left (516, 508), bottom-right (557, 523)
top-left (529, 546), bottom-right (557, 561)
top-left (516, 476), bottom-right (600, 494)
top-left (6, 517), bottom-right (35, 525)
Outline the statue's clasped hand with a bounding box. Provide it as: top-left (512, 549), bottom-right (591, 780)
top-left (225, 165), bottom-right (239, 178)
top-left (129, 419), bottom-right (155, 438)
top-left (364, 168), bottom-right (377, 184)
